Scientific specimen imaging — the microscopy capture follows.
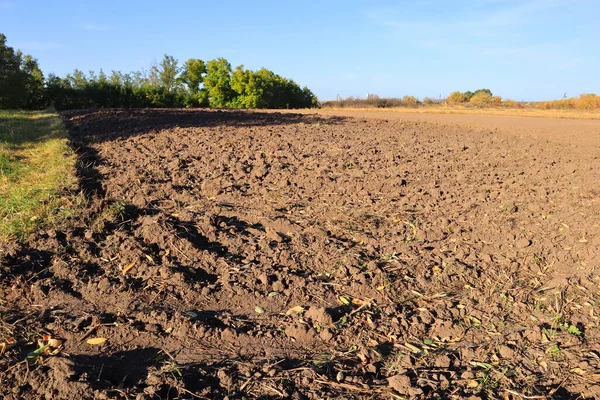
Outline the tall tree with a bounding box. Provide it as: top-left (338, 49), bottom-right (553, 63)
top-left (180, 58), bottom-right (206, 94)
top-left (0, 33), bottom-right (25, 108)
top-left (20, 55), bottom-right (45, 109)
top-left (204, 58), bottom-right (235, 108)
top-left (1, 33), bottom-right (49, 109)
top-left (158, 54), bottom-right (179, 92)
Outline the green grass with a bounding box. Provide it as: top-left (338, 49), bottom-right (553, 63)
top-left (0, 109), bottom-right (79, 241)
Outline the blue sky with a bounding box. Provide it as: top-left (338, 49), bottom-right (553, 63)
top-left (1, 0), bottom-right (598, 101)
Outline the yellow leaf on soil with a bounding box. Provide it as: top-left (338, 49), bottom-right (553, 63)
top-left (122, 262), bottom-right (135, 275)
top-left (467, 380), bottom-right (479, 388)
top-left (286, 306), bottom-right (305, 315)
top-left (87, 338), bottom-right (108, 345)
top-left (352, 297), bottom-right (366, 306)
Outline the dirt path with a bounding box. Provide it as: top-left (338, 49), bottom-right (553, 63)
top-left (1, 109), bottom-right (599, 399)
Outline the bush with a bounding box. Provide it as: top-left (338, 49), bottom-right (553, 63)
top-left (422, 97), bottom-right (440, 105)
top-left (503, 99), bottom-right (521, 108)
top-left (446, 91), bottom-right (468, 103)
top-left (402, 95), bottom-right (419, 106)
top-left (469, 91), bottom-right (493, 104)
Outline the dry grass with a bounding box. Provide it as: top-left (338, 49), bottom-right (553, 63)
top-left (0, 109), bottom-right (80, 241)
top-left (321, 106), bottom-right (600, 120)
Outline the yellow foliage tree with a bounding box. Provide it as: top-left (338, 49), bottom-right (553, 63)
top-left (446, 91), bottom-right (467, 103)
top-left (469, 92), bottom-right (493, 104)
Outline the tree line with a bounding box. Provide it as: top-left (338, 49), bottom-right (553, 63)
top-left (1, 33), bottom-right (319, 110)
top-left (0, 34), bottom-right (46, 109)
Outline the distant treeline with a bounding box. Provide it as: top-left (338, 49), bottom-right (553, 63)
top-left (1, 33), bottom-right (319, 110)
top-left (0, 34), bottom-right (46, 109)
top-left (324, 90), bottom-right (600, 111)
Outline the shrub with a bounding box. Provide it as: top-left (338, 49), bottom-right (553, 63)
top-left (503, 99), bottom-right (519, 108)
top-left (469, 91), bottom-right (493, 104)
top-left (402, 95), bottom-right (419, 106)
top-left (422, 97), bottom-right (440, 105)
top-left (447, 91), bottom-right (468, 103)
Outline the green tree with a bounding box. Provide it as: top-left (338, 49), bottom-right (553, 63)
top-left (20, 55), bottom-right (46, 109)
top-left (158, 54), bottom-right (179, 92)
top-left (0, 33), bottom-right (25, 108)
top-left (180, 58), bottom-right (206, 94)
top-left (231, 65), bottom-right (268, 108)
top-left (1, 33), bottom-right (49, 109)
top-left (67, 69), bottom-right (88, 89)
top-left (463, 91), bottom-right (474, 101)
top-left (473, 88), bottom-right (492, 97)
top-left (109, 70), bottom-right (123, 86)
top-left (204, 58), bottom-right (235, 107)
top-left (230, 66), bottom-right (319, 109)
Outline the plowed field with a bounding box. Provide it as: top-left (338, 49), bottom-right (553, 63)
top-left (2, 109), bottom-right (599, 399)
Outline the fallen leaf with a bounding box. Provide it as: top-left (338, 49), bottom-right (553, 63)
top-left (469, 361), bottom-right (493, 370)
top-left (467, 379), bottom-right (479, 388)
top-left (357, 352), bottom-right (369, 364)
top-left (87, 338), bottom-right (108, 345)
top-left (286, 306), bottom-right (304, 315)
top-left (254, 306), bottom-right (265, 314)
top-left (122, 262), bottom-right (135, 275)
top-left (404, 342), bottom-right (421, 353)
top-left (352, 297), bottom-right (368, 306)
top-left (47, 338), bottom-right (63, 348)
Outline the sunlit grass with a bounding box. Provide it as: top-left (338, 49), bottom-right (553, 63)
top-left (0, 109), bottom-right (80, 241)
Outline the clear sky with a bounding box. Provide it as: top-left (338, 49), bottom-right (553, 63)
top-left (1, 0), bottom-right (598, 101)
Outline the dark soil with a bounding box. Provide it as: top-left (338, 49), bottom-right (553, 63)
top-left (1, 108), bottom-right (599, 399)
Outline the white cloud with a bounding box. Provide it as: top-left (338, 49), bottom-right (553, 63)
top-left (366, 0), bottom-right (566, 44)
top-left (78, 23), bottom-right (111, 31)
top-left (364, 0), bottom-right (579, 64)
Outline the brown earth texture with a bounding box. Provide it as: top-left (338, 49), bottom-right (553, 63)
top-left (1, 108), bottom-right (600, 399)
